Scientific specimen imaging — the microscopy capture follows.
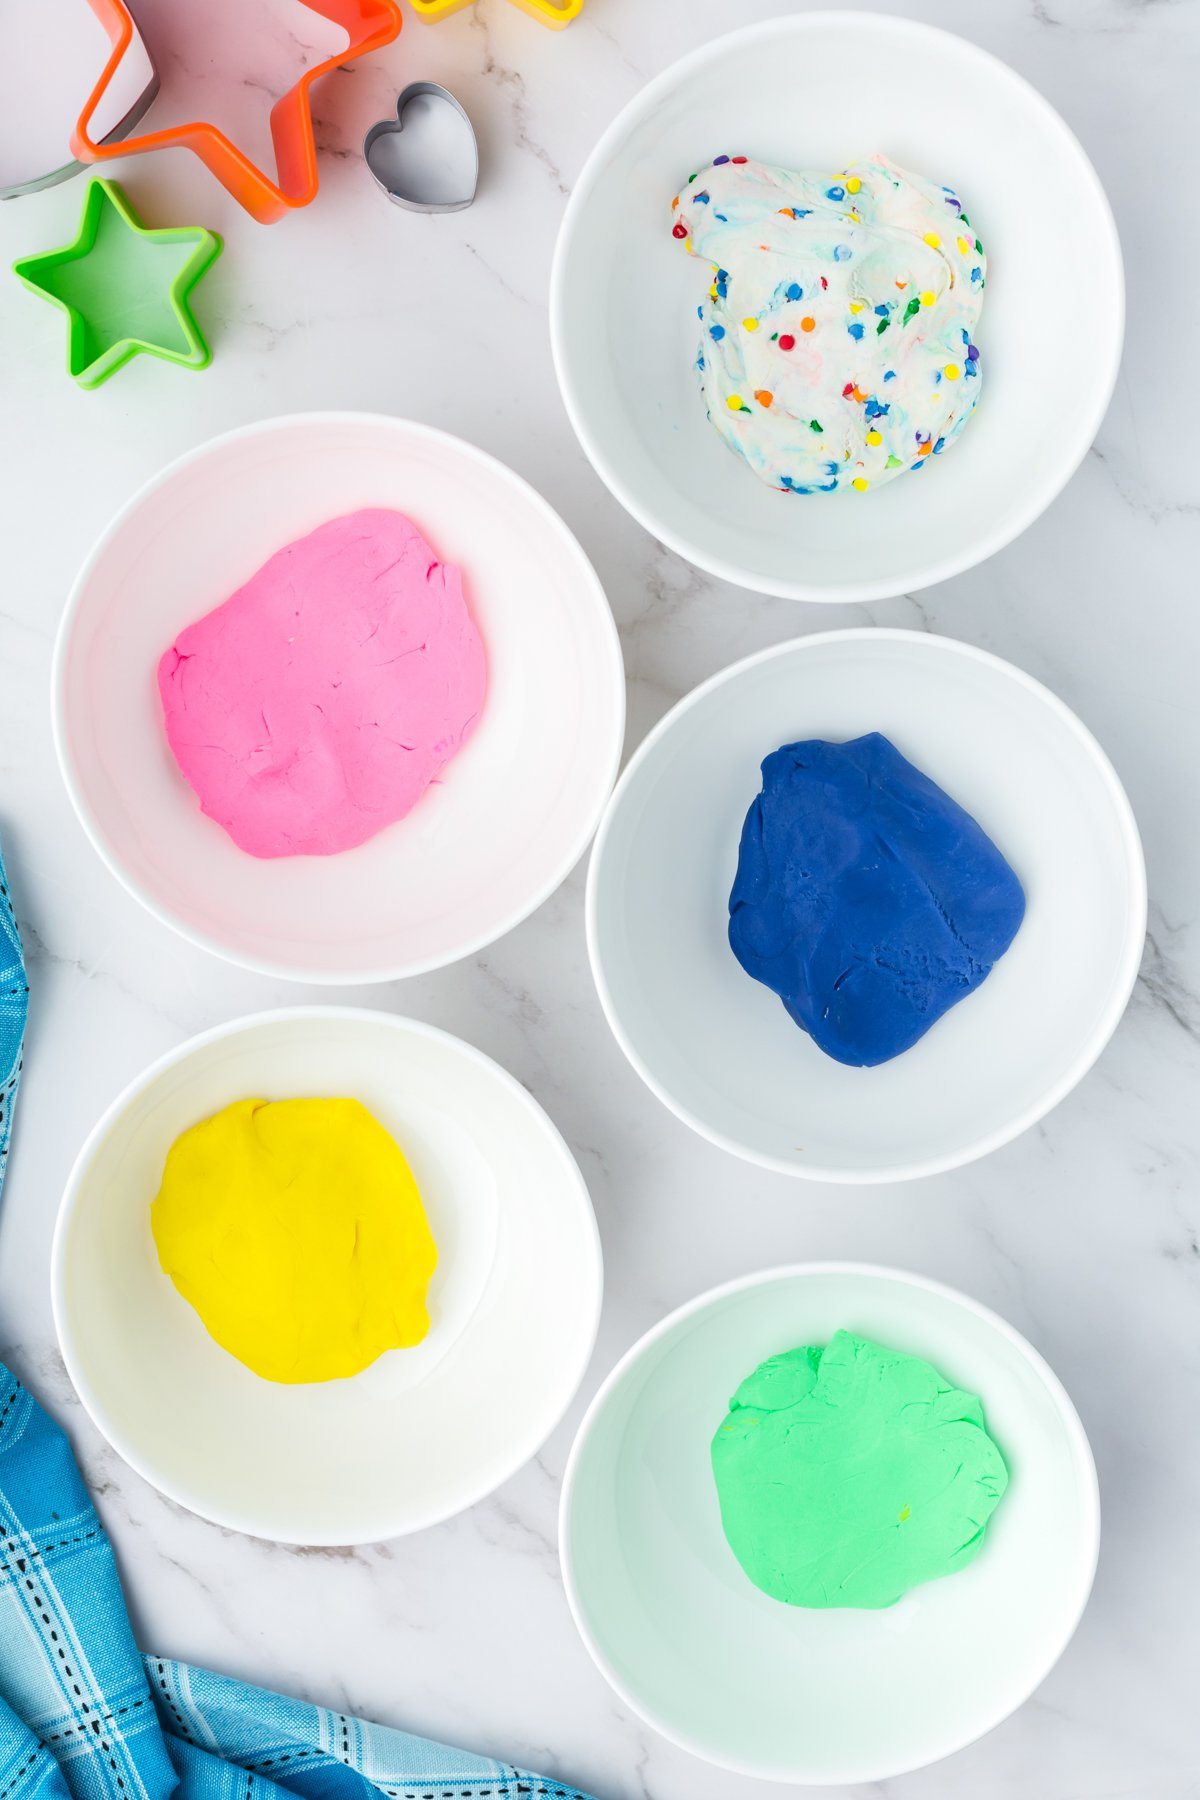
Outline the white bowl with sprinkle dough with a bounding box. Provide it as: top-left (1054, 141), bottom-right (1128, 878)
top-left (561, 1264), bottom-right (1100, 1786)
top-left (587, 629), bottom-right (1146, 1182)
top-left (552, 12), bottom-right (1124, 602)
top-left (53, 1007), bottom-right (603, 1545)
top-left (54, 412), bottom-right (625, 983)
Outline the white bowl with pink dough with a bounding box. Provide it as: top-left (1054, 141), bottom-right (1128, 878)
top-left (53, 412), bottom-right (625, 983)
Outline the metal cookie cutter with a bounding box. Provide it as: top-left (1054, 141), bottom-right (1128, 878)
top-left (0, 0), bottom-right (159, 201)
top-left (364, 83), bottom-right (478, 214)
top-left (409, 0), bottom-right (582, 30)
top-left (71, 0), bottom-right (403, 224)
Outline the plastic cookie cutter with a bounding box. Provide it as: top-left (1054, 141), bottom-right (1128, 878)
top-left (70, 0), bottom-right (404, 224)
top-left (12, 177), bottom-right (223, 389)
top-left (364, 82), bottom-right (478, 212)
top-left (0, 0), bottom-right (159, 201)
top-left (409, 0), bottom-right (582, 30)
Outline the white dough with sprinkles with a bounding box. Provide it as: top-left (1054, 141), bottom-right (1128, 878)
top-left (670, 153), bottom-right (986, 495)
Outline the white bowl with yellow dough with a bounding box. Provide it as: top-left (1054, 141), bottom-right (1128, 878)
top-left (52, 1008), bottom-right (602, 1545)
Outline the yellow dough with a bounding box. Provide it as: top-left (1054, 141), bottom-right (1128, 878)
top-left (151, 1097), bottom-right (437, 1384)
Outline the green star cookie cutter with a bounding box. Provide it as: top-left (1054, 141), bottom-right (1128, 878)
top-left (12, 178), bottom-right (222, 389)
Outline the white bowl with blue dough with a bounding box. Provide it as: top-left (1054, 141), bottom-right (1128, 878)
top-left (552, 12), bottom-right (1124, 602)
top-left (561, 1263), bottom-right (1100, 1786)
top-left (587, 629), bottom-right (1146, 1183)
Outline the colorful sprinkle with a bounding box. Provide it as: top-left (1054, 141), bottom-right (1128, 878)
top-left (943, 363), bottom-right (961, 380)
top-left (826, 185), bottom-right (845, 201)
top-left (848, 322), bottom-right (865, 340)
top-left (851, 477), bottom-right (869, 491)
top-left (845, 176), bottom-right (862, 194)
top-left (786, 282), bottom-right (803, 301)
top-left (801, 316), bottom-right (816, 332)
top-left (755, 389), bottom-right (774, 407)
top-left (743, 317), bottom-right (759, 331)
top-left (672, 221), bottom-right (688, 240)
top-left (809, 419), bottom-right (823, 432)
top-left (919, 289), bottom-right (936, 307)
top-left (709, 325), bottom-right (726, 341)
top-left (923, 232), bottom-right (941, 249)
top-left (779, 334), bottom-right (796, 351)
top-left (865, 429), bottom-right (882, 446)
top-left (832, 244), bottom-right (852, 262)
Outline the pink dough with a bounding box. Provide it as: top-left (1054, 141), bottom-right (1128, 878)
top-left (158, 509), bottom-right (487, 858)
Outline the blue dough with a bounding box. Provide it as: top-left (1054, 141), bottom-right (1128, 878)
top-left (728, 734), bottom-right (1025, 1067)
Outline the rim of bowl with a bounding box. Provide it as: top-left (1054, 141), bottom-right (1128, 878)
top-left (51, 411), bottom-right (626, 986)
top-left (559, 1260), bottom-right (1101, 1786)
top-left (550, 11), bottom-right (1126, 604)
top-left (50, 1004), bottom-right (605, 1546)
top-left (585, 627), bottom-right (1148, 1183)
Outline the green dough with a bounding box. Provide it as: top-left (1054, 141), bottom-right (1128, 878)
top-left (711, 1331), bottom-right (1008, 1609)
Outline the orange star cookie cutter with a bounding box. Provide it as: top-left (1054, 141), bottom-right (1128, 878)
top-left (409, 0), bottom-right (581, 30)
top-left (71, 0), bottom-right (404, 225)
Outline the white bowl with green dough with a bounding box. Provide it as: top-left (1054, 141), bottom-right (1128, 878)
top-left (560, 1264), bottom-right (1099, 1786)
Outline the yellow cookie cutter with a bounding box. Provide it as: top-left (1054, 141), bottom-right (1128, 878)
top-left (410, 0), bottom-right (581, 28)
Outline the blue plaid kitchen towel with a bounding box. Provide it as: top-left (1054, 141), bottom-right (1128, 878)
top-left (0, 1367), bottom-right (595, 1800)
top-left (0, 844), bottom-right (27, 1198)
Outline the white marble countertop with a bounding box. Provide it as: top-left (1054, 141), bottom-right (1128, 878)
top-left (0, 1), bottom-right (1197, 1796)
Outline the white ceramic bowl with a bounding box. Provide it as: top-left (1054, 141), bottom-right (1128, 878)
top-left (588, 629), bottom-right (1145, 1182)
top-left (54, 413), bottom-right (625, 982)
top-left (52, 1007), bottom-right (602, 1544)
top-left (561, 1263), bottom-right (1099, 1786)
top-left (552, 13), bottom-right (1123, 602)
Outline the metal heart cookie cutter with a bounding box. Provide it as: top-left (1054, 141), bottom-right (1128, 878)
top-left (364, 82), bottom-right (478, 214)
